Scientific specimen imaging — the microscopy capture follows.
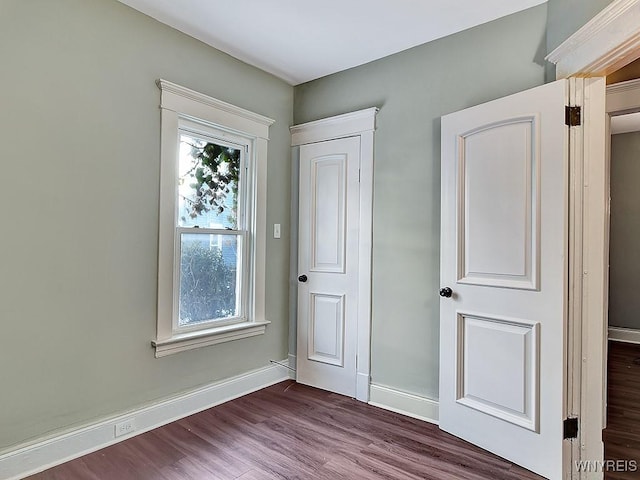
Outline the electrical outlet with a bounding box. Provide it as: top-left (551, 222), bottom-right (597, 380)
top-left (114, 418), bottom-right (136, 437)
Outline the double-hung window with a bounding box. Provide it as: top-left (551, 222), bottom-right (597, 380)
top-left (154, 80), bottom-right (273, 357)
top-left (176, 124), bottom-right (247, 327)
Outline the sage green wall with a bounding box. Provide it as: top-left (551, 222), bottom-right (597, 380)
top-left (0, 0), bottom-right (292, 450)
top-left (546, 0), bottom-right (615, 53)
top-left (609, 132), bottom-right (640, 330)
top-left (293, 5), bottom-right (548, 399)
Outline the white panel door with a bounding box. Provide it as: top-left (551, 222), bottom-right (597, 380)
top-left (440, 80), bottom-right (568, 480)
top-left (297, 136), bottom-right (360, 397)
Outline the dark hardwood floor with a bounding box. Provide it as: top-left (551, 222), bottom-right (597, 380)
top-left (604, 341), bottom-right (640, 480)
top-left (25, 381), bottom-right (543, 480)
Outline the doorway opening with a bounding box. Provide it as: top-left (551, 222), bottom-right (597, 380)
top-left (604, 77), bottom-right (640, 476)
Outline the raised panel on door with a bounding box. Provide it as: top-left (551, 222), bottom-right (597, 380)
top-left (308, 293), bottom-right (345, 366)
top-left (310, 155), bottom-right (347, 273)
top-left (297, 136), bottom-right (360, 398)
top-left (458, 117), bottom-right (539, 290)
top-left (456, 312), bottom-right (539, 432)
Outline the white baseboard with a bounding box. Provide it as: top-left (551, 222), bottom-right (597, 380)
top-left (368, 384), bottom-right (439, 425)
top-left (609, 326), bottom-right (640, 344)
top-left (286, 355), bottom-right (368, 402)
top-left (0, 361), bottom-right (290, 480)
top-left (288, 353), bottom-right (297, 379)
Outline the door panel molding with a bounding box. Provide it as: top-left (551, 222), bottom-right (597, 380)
top-left (456, 115), bottom-right (540, 290)
top-left (456, 312), bottom-right (540, 432)
top-left (308, 293), bottom-right (345, 366)
top-left (310, 154), bottom-right (347, 273)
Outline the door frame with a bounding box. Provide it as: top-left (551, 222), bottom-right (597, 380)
top-left (547, 0), bottom-right (640, 476)
top-left (290, 107), bottom-right (378, 402)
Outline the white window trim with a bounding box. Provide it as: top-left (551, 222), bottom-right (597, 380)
top-left (153, 79), bottom-right (274, 358)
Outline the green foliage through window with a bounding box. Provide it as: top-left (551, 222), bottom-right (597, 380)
top-left (180, 139), bottom-right (241, 227)
top-left (179, 241), bottom-right (237, 324)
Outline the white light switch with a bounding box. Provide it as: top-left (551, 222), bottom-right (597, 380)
top-left (273, 223), bottom-right (281, 239)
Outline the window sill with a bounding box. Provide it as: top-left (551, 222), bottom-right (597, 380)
top-left (152, 320), bottom-right (270, 358)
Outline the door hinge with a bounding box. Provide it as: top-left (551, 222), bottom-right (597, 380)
top-left (565, 106), bottom-right (581, 127)
top-left (563, 417), bottom-right (579, 439)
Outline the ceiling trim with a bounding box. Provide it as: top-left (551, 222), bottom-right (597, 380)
top-left (546, 0), bottom-right (640, 78)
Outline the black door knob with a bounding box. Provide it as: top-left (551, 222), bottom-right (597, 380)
top-left (298, 274), bottom-right (308, 283)
top-left (439, 287), bottom-right (453, 298)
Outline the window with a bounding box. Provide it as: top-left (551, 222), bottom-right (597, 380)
top-left (153, 80), bottom-right (273, 357)
top-left (177, 127), bottom-right (245, 327)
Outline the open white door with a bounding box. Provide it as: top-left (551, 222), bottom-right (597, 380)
top-left (440, 79), bottom-right (571, 479)
top-left (297, 136), bottom-right (360, 397)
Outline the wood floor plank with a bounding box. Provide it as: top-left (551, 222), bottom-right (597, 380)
top-left (604, 341), bottom-right (640, 480)
top-left (158, 457), bottom-right (229, 480)
top-left (235, 468), bottom-right (281, 480)
top-left (25, 380), bottom-right (544, 480)
top-left (316, 452), bottom-right (425, 480)
top-left (68, 447), bottom-right (161, 480)
top-left (180, 411), bottom-right (321, 479)
top-left (25, 458), bottom-right (102, 480)
top-left (154, 422), bottom-right (252, 479)
top-left (364, 440), bottom-right (513, 480)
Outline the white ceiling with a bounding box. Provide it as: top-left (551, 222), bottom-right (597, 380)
top-left (118, 0), bottom-right (547, 85)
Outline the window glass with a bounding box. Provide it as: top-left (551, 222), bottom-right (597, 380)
top-left (178, 233), bottom-right (241, 325)
top-left (178, 133), bottom-right (241, 229)
top-left (176, 131), bottom-right (245, 327)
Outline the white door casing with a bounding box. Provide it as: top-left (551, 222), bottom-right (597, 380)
top-left (297, 136), bottom-right (360, 397)
top-left (291, 107), bottom-right (377, 401)
top-left (546, 1), bottom-right (639, 474)
top-left (440, 80), bottom-right (570, 480)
